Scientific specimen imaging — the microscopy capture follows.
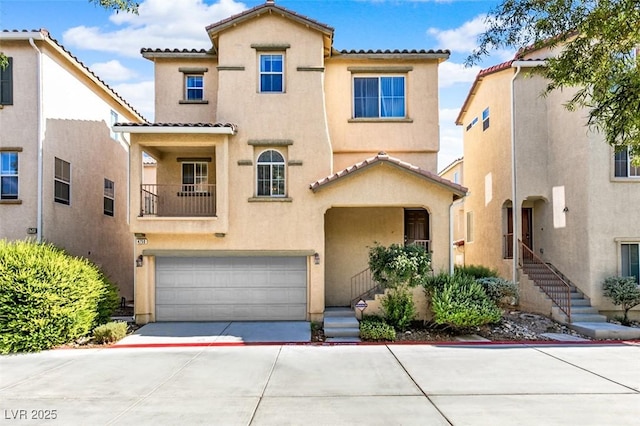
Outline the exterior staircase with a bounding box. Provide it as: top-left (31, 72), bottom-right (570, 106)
top-left (323, 307), bottom-right (361, 342)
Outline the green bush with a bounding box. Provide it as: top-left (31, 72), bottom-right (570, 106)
top-left (476, 277), bottom-right (519, 307)
top-left (603, 276), bottom-right (640, 324)
top-left (431, 275), bottom-right (503, 329)
top-left (423, 271), bottom-right (456, 295)
top-left (454, 264), bottom-right (499, 279)
top-left (360, 316), bottom-right (396, 341)
top-left (0, 240), bottom-right (119, 354)
top-left (93, 321), bottom-right (128, 344)
top-left (368, 243), bottom-right (431, 290)
top-left (381, 286), bottom-right (416, 331)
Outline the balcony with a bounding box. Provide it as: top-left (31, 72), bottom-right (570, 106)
top-left (140, 184), bottom-right (216, 217)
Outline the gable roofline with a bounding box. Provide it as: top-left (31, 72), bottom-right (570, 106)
top-left (1, 29), bottom-right (146, 123)
top-left (309, 152), bottom-right (467, 197)
top-left (112, 122), bottom-right (238, 135)
top-left (332, 49), bottom-right (450, 62)
top-left (438, 157), bottom-right (463, 176)
top-left (206, 0), bottom-right (334, 56)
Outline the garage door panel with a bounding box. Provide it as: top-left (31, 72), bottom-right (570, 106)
top-left (155, 256), bottom-right (307, 321)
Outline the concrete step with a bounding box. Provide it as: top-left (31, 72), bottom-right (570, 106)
top-left (324, 327), bottom-right (361, 338)
top-left (570, 313), bottom-right (608, 323)
top-left (570, 322), bottom-right (640, 339)
top-left (570, 298), bottom-right (592, 307)
top-left (323, 316), bottom-right (359, 329)
top-left (324, 307), bottom-right (355, 318)
top-left (325, 337), bottom-right (362, 343)
top-left (569, 306), bottom-right (600, 315)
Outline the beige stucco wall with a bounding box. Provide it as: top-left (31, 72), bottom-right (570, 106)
top-left (0, 37), bottom-right (140, 300)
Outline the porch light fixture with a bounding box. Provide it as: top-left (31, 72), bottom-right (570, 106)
top-left (136, 255), bottom-right (143, 267)
top-left (563, 206), bottom-right (569, 213)
top-left (313, 252), bottom-right (320, 265)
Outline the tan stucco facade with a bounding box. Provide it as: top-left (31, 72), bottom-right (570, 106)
top-left (0, 31), bottom-right (144, 300)
top-left (119, 2), bottom-right (464, 324)
top-left (458, 52), bottom-right (640, 319)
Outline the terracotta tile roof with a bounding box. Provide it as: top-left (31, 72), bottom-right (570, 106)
top-left (205, 1), bottom-right (334, 35)
top-left (140, 48), bottom-right (212, 55)
top-left (1, 29), bottom-right (146, 122)
top-left (309, 152), bottom-right (467, 196)
top-left (337, 49), bottom-right (450, 56)
top-left (113, 122), bottom-right (238, 133)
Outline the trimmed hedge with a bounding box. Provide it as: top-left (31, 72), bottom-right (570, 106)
top-left (359, 316), bottom-right (396, 341)
top-left (0, 240), bottom-right (119, 354)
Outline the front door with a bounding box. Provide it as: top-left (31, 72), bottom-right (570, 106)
top-left (506, 207), bottom-right (533, 250)
top-left (404, 209), bottom-right (429, 250)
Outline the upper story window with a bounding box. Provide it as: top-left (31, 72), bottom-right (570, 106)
top-left (482, 107), bottom-right (490, 131)
top-left (54, 157), bottom-right (71, 205)
top-left (182, 162), bottom-right (208, 193)
top-left (0, 57), bottom-right (13, 105)
top-left (104, 178), bottom-right (114, 216)
top-left (466, 117), bottom-right (478, 131)
top-left (185, 75), bottom-right (204, 101)
top-left (614, 148), bottom-right (640, 178)
top-left (260, 54), bottom-right (284, 93)
top-left (257, 150), bottom-right (285, 197)
top-left (1, 151), bottom-right (18, 200)
top-left (353, 76), bottom-right (405, 119)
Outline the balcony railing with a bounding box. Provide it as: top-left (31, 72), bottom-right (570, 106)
top-left (408, 239), bottom-right (430, 253)
top-left (140, 184), bottom-right (216, 217)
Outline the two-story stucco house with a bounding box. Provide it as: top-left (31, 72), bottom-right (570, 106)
top-left (0, 30), bottom-right (145, 301)
top-left (115, 0), bottom-right (466, 324)
top-left (457, 44), bottom-right (640, 323)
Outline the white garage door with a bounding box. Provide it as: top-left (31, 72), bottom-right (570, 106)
top-left (155, 256), bottom-right (307, 321)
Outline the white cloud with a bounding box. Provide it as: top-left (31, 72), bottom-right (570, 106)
top-left (428, 14), bottom-right (488, 53)
top-left (437, 125), bottom-right (463, 172)
top-left (439, 107), bottom-right (461, 123)
top-left (438, 61), bottom-right (481, 88)
top-left (112, 81), bottom-right (156, 121)
top-left (63, 0), bottom-right (247, 57)
top-left (90, 60), bottom-right (137, 81)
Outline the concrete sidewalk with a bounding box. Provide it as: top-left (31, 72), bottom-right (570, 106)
top-left (1, 342), bottom-right (640, 425)
top-left (114, 321), bottom-right (312, 346)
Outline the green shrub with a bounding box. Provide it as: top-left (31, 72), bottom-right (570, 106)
top-left (476, 277), bottom-right (519, 307)
top-left (423, 271), bottom-right (456, 296)
top-left (0, 240), bottom-right (118, 354)
top-left (431, 275), bottom-right (503, 329)
top-left (454, 264), bottom-right (499, 279)
top-left (360, 316), bottom-right (396, 341)
top-left (603, 276), bottom-right (640, 324)
top-left (368, 243), bottom-right (431, 290)
top-left (381, 286), bottom-right (416, 331)
top-left (93, 321), bottom-right (128, 344)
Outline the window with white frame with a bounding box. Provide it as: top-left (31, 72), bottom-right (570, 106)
top-left (185, 75), bottom-right (204, 101)
top-left (257, 150), bottom-right (285, 197)
top-left (259, 54), bottom-right (284, 93)
top-left (110, 110), bottom-right (118, 139)
top-left (353, 76), bottom-right (405, 118)
top-left (466, 117), bottom-right (478, 131)
top-left (54, 157), bottom-right (71, 205)
top-left (1, 151), bottom-right (18, 200)
top-left (621, 243), bottom-right (640, 284)
top-left (104, 178), bottom-right (114, 216)
top-left (182, 162), bottom-right (208, 193)
top-left (614, 148), bottom-right (640, 178)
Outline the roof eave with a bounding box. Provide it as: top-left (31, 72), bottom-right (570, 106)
top-left (112, 125), bottom-right (236, 135)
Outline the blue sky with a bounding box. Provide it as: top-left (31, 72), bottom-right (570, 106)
top-left (1, 0), bottom-right (512, 170)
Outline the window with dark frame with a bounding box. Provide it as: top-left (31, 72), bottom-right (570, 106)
top-left (0, 151), bottom-right (18, 200)
top-left (482, 107), bottom-right (490, 131)
top-left (621, 243), bottom-right (640, 284)
top-left (54, 158), bottom-right (71, 205)
top-left (104, 178), bottom-right (114, 216)
top-left (0, 57), bottom-right (12, 105)
top-left (181, 162), bottom-right (208, 193)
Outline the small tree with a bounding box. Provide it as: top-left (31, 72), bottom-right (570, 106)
top-left (368, 243), bottom-right (431, 330)
top-left (603, 276), bottom-right (640, 325)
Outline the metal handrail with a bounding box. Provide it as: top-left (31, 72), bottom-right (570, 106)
top-left (350, 267), bottom-right (381, 308)
top-left (140, 184), bottom-right (216, 217)
top-left (519, 240), bottom-right (572, 320)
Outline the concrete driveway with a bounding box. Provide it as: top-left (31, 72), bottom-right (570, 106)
top-left (1, 342), bottom-right (640, 425)
top-left (114, 321), bottom-right (311, 346)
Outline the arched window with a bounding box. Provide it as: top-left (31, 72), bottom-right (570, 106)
top-left (257, 150), bottom-right (285, 196)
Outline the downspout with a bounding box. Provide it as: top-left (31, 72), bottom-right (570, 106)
top-left (449, 197), bottom-right (465, 274)
top-left (29, 38), bottom-right (44, 243)
top-left (510, 64), bottom-right (521, 285)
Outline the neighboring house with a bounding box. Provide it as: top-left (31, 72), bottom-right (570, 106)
top-left (438, 157), bottom-right (465, 266)
top-left (0, 29), bottom-right (145, 301)
top-left (114, 0), bottom-right (466, 324)
top-left (457, 44), bottom-right (640, 321)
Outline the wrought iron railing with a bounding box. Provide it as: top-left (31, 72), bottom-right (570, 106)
top-left (350, 267), bottom-right (381, 308)
top-left (519, 240), bottom-right (572, 320)
top-left (140, 184), bottom-right (216, 217)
